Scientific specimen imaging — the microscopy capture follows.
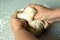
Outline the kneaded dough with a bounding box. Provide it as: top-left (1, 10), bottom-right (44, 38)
top-left (17, 7), bottom-right (48, 36)
top-left (17, 7), bottom-right (36, 21)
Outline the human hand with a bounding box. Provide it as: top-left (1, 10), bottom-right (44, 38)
top-left (30, 4), bottom-right (60, 23)
top-left (10, 11), bottom-right (28, 32)
top-left (28, 4), bottom-right (54, 23)
top-left (10, 11), bottom-right (39, 40)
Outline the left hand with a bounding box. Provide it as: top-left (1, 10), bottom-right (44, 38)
top-left (10, 11), bottom-right (28, 32)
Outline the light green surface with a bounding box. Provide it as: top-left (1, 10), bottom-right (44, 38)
top-left (0, 0), bottom-right (60, 40)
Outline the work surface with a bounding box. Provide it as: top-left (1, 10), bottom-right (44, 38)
top-left (0, 0), bottom-right (60, 40)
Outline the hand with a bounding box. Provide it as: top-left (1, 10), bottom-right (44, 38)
top-left (28, 4), bottom-right (52, 19)
top-left (10, 11), bottom-right (38, 40)
top-left (10, 11), bottom-right (28, 32)
top-left (28, 4), bottom-right (56, 23)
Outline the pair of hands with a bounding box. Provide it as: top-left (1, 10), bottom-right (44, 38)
top-left (10, 4), bottom-right (55, 32)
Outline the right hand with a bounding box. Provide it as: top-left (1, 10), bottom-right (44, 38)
top-left (28, 4), bottom-right (57, 23)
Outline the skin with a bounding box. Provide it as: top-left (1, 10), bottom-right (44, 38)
top-left (10, 4), bottom-right (60, 40)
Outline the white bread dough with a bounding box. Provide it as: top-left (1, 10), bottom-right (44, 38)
top-left (17, 7), bottom-right (36, 21)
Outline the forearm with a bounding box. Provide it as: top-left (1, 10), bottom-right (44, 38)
top-left (13, 28), bottom-right (38, 40)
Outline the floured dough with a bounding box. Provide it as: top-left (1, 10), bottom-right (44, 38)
top-left (17, 7), bottom-right (36, 21)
